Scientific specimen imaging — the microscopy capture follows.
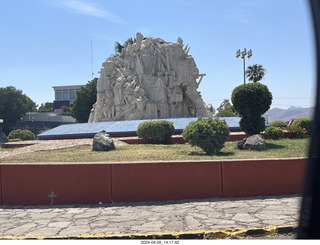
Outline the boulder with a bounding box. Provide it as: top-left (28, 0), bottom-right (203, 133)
top-left (237, 134), bottom-right (266, 151)
top-left (92, 130), bottom-right (115, 151)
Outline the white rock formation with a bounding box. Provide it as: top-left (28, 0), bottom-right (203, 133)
top-left (88, 33), bottom-right (212, 122)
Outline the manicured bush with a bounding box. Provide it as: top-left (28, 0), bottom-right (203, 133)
top-left (265, 126), bottom-right (284, 140)
top-left (287, 122), bottom-right (307, 138)
top-left (137, 120), bottom-right (175, 144)
top-left (231, 83), bottom-right (272, 135)
top-left (231, 83), bottom-right (273, 117)
top-left (239, 116), bottom-right (266, 136)
top-left (269, 120), bottom-right (287, 129)
top-left (182, 117), bottom-right (229, 155)
top-left (291, 117), bottom-right (313, 135)
top-left (8, 129), bottom-right (35, 141)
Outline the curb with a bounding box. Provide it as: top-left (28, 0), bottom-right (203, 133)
top-left (0, 224), bottom-right (298, 240)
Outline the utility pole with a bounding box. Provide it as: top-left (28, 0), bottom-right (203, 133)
top-left (236, 48), bottom-right (252, 84)
top-left (91, 39), bottom-right (94, 79)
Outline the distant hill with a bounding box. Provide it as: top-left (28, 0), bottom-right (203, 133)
top-left (264, 106), bottom-right (315, 123)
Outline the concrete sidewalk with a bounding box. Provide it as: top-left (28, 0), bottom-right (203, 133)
top-left (0, 195), bottom-right (300, 239)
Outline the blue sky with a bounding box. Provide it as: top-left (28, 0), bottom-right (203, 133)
top-left (0, 0), bottom-right (316, 110)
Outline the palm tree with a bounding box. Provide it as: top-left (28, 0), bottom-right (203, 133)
top-left (246, 64), bottom-right (266, 83)
top-left (114, 42), bottom-right (124, 55)
top-left (114, 37), bottom-right (136, 55)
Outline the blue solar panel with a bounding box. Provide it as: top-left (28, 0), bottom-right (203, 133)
top-left (37, 117), bottom-right (241, 139)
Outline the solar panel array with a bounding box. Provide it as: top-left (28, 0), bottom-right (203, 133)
top-left (37, 117), bottom-right (241, 139)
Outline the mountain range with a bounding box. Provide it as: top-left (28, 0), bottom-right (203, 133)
top-left (264, 106), bottom-right (315, 123)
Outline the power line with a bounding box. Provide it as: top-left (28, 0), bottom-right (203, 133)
top-left (273, 97), bottom-right (313, 100)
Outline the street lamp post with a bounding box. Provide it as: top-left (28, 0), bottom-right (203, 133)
top-left (236, 48), bottom-right (252, 84)
top-left (0, 119), bottom-right (3, 134)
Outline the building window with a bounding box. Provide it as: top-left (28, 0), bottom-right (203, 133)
top-left (56, 90), bottom-right (62, 101)
top-left (63, 90), bottom-right (69, 100)
top-left (69, 89), bottom-right (76, 100)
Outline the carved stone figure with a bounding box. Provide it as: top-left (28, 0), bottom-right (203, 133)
top-left (88, 33), bottom-right (212, 122)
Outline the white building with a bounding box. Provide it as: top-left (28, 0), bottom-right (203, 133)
top-left (52, 85), bottom-right (84, 113)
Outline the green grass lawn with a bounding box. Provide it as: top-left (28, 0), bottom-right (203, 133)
top-left (0, 138), bottom-right (309, 163)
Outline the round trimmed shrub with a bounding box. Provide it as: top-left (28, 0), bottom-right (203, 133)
top-left (182, 117), bottom-right (229, 155)
top-left (231, 82), bottom-right (272, 135)
top-left (265, 126), bottom-right (283, 140)
top-left (291, 117), bottom-right (313, 135)
top-left (269, 120), bottom-right (287, 129)
top-left (8, 129), bottom-right (35, 141)
top-left (137, 120), bottom-right (175, 144)
top-left (231, 83), bottom-right (273, 117)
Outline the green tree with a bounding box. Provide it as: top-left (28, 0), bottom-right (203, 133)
top-left (114, 37), bottom-right (136, 55)
top-left (0, 86), bottom-right (37, 134)
top-left (70, 78), bottom-right (97, 123)
top-left (37, 102), bottom-right (53, 112)
top-left (208, 104), bottom-right (216, 116)
top-left (246, 64), bottom-right (266, 83)
top-left (216, 99), bottom-right (238, 117)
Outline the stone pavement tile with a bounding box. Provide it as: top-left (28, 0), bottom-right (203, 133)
top-left (187, 212), bottom-right (208, 220)
top-left (11, 212), bottom-right (29, 218)
top-left (163, 220), bottom-right (184, 231)
top-left (202, 210), bottom-right (223, 219)
top-left (146, 216), bottom-right (162, 222)
top-left (58, 225), bottom-right (91, 236)
top-left (25, 227), bottom-right (61, 237)
top-left (0, 224), bottom-right (14, 236)
top-left (207, 224), bottom-right (239, 230)
top-left (27, 212), bottom-right (61, 220)
top-left (72, 211), bottom-right (101, 219)
top-left (195, 205), bottom-right (219, 211)
top-left (4, 223), bottom-right (38, 236)
top-left (47, 221), bottom-right (71, 229)
top-left (90, 220), bottom-right (111, 229)
top-left (131, 220), bottom-right (165, 233)
top-left (90, 226), bottom-right (130, 235)
top-left (232, 213), bottom-right (260, 223)
top-left (260, 219), bottom-right (288, 226)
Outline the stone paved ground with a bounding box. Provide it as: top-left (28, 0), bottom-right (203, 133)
top-left (0, 138), bottom-right (129, 159)
top-left (0, 195), bottom-right (300, 239)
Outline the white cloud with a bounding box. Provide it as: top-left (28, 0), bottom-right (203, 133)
top-left (55, 0), bottom-right (125, 24)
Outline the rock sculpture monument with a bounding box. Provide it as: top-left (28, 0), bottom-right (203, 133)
top-left (88, 33), bottom-right (212, 123)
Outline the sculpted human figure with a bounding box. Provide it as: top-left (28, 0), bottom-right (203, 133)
top-left (113, 75), bottom-right (125, 105)
top-left (155, 71), bottom-right (168, 102)
top-left (134, 85), bottom-right (148, 101)
top-left (123, 76), bottom-right (137, 104)
top-left (155, 71), bottom-right (169, 117)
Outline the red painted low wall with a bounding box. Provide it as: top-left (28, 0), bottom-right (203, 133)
top-left (221, 158), bottom-right (306, 197)
top-left (0, 158), bottom-right (306, 205)
top-left (1, 164), bottom-right (112, 205)
top-left (111, 161), bottom-right (222, 203)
